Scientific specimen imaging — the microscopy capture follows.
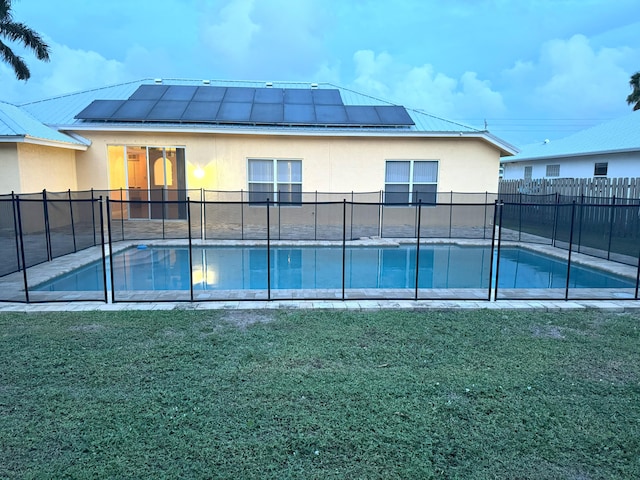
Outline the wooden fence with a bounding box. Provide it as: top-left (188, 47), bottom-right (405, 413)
top-left (499, 177), bottom-right (640, 201)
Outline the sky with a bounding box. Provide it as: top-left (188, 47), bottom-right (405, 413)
top-left (1, 0), bottom-right (639, 147)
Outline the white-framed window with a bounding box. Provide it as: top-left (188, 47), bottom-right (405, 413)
top-left (524, 166), bottom-right (533, 181)
top-left (384, 160), bottom-right (438, 204)
top-left (248, 158), bottom-right (302, 203)
top-left (546, 164), bottom-right (560, 177)
top-left (594, 162), bottom-right (608, 176)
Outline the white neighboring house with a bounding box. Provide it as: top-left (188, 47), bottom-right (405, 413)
top-left (501, 110), bottom-right (640, 181)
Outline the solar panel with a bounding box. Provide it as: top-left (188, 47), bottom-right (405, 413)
top-left (161, 86), bottom-right (198, 101)
top-left (375, 106), bottom-right (415, 126)
top-left (312, 89), bottom-right (343, 105)
top-left (129, 85), bottom-right (168, 100)
top-left (217, 102), bottom-right (253, 122)
top-left (315, 105), bottom-right (348, 124)
top-left (345, 106), bottom-right (381, 125)
top-left (250, 103), bottom-right (284, 123)
top-left (75, 100), bottom-right (125, 120)
top-left (254, 88), bottom-right (284, 103)
top-left (283, 104), bottom-right (315, 123)
top-left (181, 101), bottom-right (220, 121)
top-left (110, 100), bottom-right (157, 120)
top-left (146, 101), bottom-right (189, 120)
top-left (223, 87), bottom-right (255, 102)
top-left (193, 86), bottom-right (227, 102)
top-left (284, 89), bottom-right (313, 104)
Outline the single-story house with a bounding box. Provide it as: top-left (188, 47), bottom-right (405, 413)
top-left (501, 110), bottom-right (640, 181)
top-left (2, 78), bottom-right (516, 206)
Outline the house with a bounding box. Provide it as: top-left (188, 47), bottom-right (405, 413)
top-left (501, 110), bottom-right (640, 181)
top-left (2, 79), bottom-right (516, 206)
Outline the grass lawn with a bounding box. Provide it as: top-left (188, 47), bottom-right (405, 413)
top-left (1, 308), bottom-right (639, 479)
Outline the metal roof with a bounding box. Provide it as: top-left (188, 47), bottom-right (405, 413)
top-left (0, 101), bottom-right (88, 149)
top-left (18, 78), bottom-right (517, 155)
top-left (503, 110), bottom-right (640, 163)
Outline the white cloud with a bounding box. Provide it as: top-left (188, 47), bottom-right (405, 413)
top-left (0, 39), bottom-right (132, 103)
top-left (200, 0), bottom-right (260, 64)
top-left (350, 49), bottom-right (506, 121)
top-left (533, 34), bottom-right (633, 116)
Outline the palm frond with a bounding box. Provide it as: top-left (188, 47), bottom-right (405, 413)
top-left (0, 38), bottom-right (29, 79)
top-left (0, 21), bottom-right (50, 60)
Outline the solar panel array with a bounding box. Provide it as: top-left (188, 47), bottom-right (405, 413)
top-left (75, 85), bottom-right (415, 127)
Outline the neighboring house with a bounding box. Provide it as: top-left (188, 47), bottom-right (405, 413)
top-left (501, 110), bottom-right (640, 181)
top-left (2, 79), bottom-right (516, 209)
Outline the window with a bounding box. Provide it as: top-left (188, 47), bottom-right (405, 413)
top-left (594, 162), bottom-right (608, 176)
top-left (545, 164), bottom-right (560, 177)
top-left (524, 166), bottom-right (532, 181)
top-left (248, 159), bottom-right (302, 203)
top-left (385, 160), bottom-right (438, 204)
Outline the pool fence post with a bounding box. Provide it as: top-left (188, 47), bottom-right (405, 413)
top-left (161, 191), bottom-right (166, 240)
top-left (415, 200), bottom-right (422, 301)
top-left (494, 201), bottom-right (504, 302)
top-left (635, 245), bottom-right (640, 300)
top-left (488, 200), bottom-right (499, 301)
top-left (314, 191), bottom-right (318, 241)
top-left (42, 189), bottom-right (52, 261)
top-left (119, 188), bottom-right (124, 241)
top-left (576, 194), bottom-right (585, 254)
top-left (106, 197), bottom-right (116, 303)
top-left (99, 196), bottom-right (108, 304)
top-left (552, 193), bottom-right (560, 247)
top-left (187, 197), bottom-right (194, 302)
top-left (241, 189), bottom-right (245, 241)
top-left (266, 197), bottom-right (271, 300)
top-left (15, 195), bottom-right (30, 303)
top-left (606, 195), bottom-right (616, 260)
top-left (342, 199), bottom-right (346, 301)
top-left (68, 189), bottom-right (77, 253)
top-left (277, 190), bottom-right (281, 240)
top-left (11, 192), bottom-right (21, 272)
top-left (564, 201), bottom-right (577, 300)
top-left (379, 190), bottom-right (384, 238)
top-left (91, 188), bottom-right (97, 246)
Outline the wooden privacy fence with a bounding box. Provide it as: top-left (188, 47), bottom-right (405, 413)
top-left (499, 177), bottom-right (640, 201)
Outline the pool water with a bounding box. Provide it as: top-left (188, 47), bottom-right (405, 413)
top-left (34, 245), bottom-right (636, 292)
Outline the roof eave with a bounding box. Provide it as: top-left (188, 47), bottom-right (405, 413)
top-left (502, 147), bottom-right (640, 163)
top-left (0, 135), bottom-right (89, 151)
top-left (53, 122), bottom-right (517, 153)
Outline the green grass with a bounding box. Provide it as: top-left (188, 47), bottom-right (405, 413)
top-left (1, 308), bottom-right (639, 479)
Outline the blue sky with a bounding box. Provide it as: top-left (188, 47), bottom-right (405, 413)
top-left (1, 0), bottom-right (639, 147)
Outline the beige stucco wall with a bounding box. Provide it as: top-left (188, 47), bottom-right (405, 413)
top-left (0, 144), bottom-right (20, 193)
top-left (16, 143), bottom-right (78, 193)
top-left (76, 131), bottom-right (501, 193)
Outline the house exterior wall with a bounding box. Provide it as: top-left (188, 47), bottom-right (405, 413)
top-left (502, 151), bottom-right (640, 180)
top-left (0, 144), bottom-right (20, 193)
top-left (16, 143), bottom-right (78, 193)
top-left (75, 131), bottom-right (501, 193)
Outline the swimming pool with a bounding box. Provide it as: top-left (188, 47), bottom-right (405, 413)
top-left (33, 245), bottom-right (636, 300)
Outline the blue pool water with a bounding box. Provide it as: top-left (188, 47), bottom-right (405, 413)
top-left (34, 245), bottom-right (635, 292)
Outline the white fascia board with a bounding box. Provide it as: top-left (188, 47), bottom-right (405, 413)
top-left (56, 123), bottom-right (517, 155)
top-left (2, 135), bottom-right (89, 151)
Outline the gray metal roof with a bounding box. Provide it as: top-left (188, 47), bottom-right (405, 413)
top-left (18, 78), bottom-right (517, 154)
top-left (0, 101), bottom-right (88, 148)
top-left (503, 110), bottom-right (640, 163)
